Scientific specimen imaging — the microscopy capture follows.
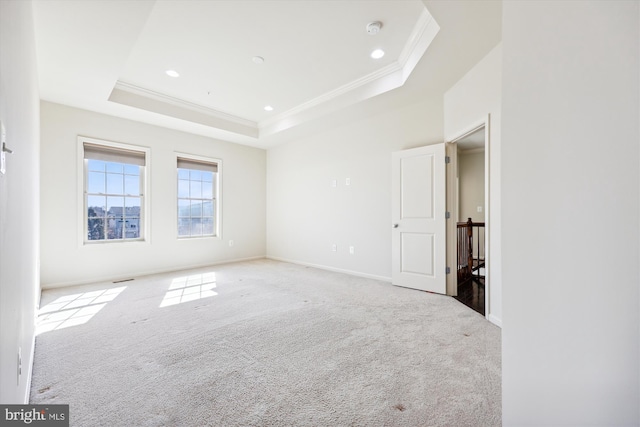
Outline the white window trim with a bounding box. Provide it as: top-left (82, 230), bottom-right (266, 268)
top-left (77, 136), bottom-right (151, 247)
top-left (175, 151), bottom-right (222, 240)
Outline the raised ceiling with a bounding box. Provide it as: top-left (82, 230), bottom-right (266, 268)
top-left (32, 0), bottom-right (439, 147)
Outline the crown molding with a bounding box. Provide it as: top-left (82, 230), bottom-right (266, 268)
top-left (399, 8), bottom-right (434, 69)
top-left (112, 81), bottom-right (257, 128)
top-left (258, 61), bottom-right (402, 130)
top-left (400, 8), bottom-right (440, 82)
top-left (109, 81), bottom-right (259, 138)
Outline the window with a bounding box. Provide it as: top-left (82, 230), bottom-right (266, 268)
top-left (177, 156), bottom-right (218, 238)
top-left (83, 140), bottom-right (146, 242)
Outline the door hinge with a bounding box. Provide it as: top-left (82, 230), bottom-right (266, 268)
top-left (445, 211), bottom-right (450, 219)
top-left (445, 156), bottom-right (450, 164)
top-left (446, 267), bottom-right (451, 274)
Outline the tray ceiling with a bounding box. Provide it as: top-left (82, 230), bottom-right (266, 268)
top-left (33, 0), bottom-right (439, 146)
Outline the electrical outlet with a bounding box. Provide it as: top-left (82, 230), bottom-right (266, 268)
top-left (349, 246), bottom-right (354, 255)
top-left (345, 177), bottom-right (351, 186)
top-left (331, 244), bottom-right (337, 252)
top-left (17, 347), bottom-right (22, 384)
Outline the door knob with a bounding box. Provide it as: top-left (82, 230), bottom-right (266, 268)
top-left (393, 224), bottom-right (399, 228)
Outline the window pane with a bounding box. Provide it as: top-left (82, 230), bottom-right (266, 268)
top-left (202, 171), bottom-right (213, 182)
top-left (178, 199), bottom-right (190, 217)
top-left (124, 175), bottom-right (140, 195)
top-left (106, 163), bottom-right (123, 173)
top-left (190, 170), bottom-right (202, 181)
top-left (202, 217), bottom-right (214, 235)
top-left (190, 200), bottom-right (202, 217)
top-left (88, 171), bottom-right (106, 194)
top-left (202, 181), bottom-right (213, 199)
top-left (88, 159), bottom-right (106, 172)
top-left (125, 198), bottom-right (141, 221)
top-left (190, 218), bottom-right (203, 236)
top-left (87, 195), bottom-right (106, 214)
top-left (178, 180), bottom-right (190, 198)
top-left (178, 169), bottom-right (189, 180)
top-left (202, 201), bottom-right (213, 216)
top-left (87, 218), bottom-right (105, 240)
top-left (124, 197), bottom-right (140, 208)
top-left (107, 218), bottom-right (123, 239)
top-left (123, 218), bottom-right (140, 239)
top-left (178, 218), bottom-right (191, 236)
top-left (107, 173), bottom-right (124, 195)
top-left (124, 164), bottom-right (139, 175)
top-left (190, 180), bottom-right (202, 199)
top-left (107, 196), bottom-right (124, 217)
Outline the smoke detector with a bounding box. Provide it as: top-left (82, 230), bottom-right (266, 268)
top-left (366, 21), bottom-right (382, 35)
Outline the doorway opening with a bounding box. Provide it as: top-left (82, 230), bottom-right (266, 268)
top-left (446, 124), bottom-right (488, 316)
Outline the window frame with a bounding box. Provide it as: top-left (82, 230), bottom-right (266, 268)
top-left (175, 152), bottom-right (221, 240)
top-left (78, 136), bottom-right (151, 246)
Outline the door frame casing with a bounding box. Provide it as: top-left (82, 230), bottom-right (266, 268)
top-left (445, 115), bottom-right (490, 319)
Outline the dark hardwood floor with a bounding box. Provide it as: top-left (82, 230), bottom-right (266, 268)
top-left (454, 277), bottom-right (485, 316)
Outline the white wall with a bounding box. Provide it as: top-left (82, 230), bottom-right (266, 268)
top-left (501, 1), bottom-right (639, 425)
top-left (0, 0), bottom-right (40, 403)
top-left (266, 96), bottom-right (443, 280)
top-left (40, 102), bottom-right (266, 287)
top-left (458, 150), bottom-right (485, 223)
top-left (444, 43), bottom-right (502, 326)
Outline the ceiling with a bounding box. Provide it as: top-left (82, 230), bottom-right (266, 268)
top-left (457, 127), bottom-right (486, 151)
top-left (32, 0), bottom-right (502, 149)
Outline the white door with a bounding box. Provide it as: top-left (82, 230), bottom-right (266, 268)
top-left (392, 144), bottom-right (446, 294)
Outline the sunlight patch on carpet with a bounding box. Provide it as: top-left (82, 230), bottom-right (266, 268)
top-left (160, 272), bottom-right (217, 308)
top-left (36, 286), bottom-right (127, 335)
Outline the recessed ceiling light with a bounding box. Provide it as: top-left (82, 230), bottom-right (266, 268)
top-left (370, 49), bottom-right (385, 59)
top-left (165, 69), bottom-right (180, 78)
top-left (264, 105), bottom-right (274, 112)
top-left (252, 56), bottom-right (265, 64)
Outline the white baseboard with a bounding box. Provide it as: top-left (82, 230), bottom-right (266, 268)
top-left (488, 313), bottom-right (502, 328)
top-left (23, 331), bottom-right (36, 404)
top-left (41, 255), bottom-right (266, 289)
top-left (267, 256), bottom-right (392, 283)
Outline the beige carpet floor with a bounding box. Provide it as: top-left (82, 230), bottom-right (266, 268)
top-left (30, 259), bottom-right (501, 426)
